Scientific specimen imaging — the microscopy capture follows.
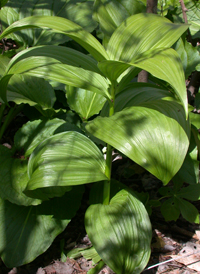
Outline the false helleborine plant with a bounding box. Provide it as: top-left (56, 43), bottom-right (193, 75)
top-left (0, 7), bottom-right (190, 274)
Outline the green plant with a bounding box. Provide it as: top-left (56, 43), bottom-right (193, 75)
top-left (0, 0), bottom-right (199, 273)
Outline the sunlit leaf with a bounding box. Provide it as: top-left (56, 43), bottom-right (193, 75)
top-left (86, 100), bottom-right (190, 184)
top-left (131, 48), bottom-right (188, 117)
top-left (0, 15), bottom-right (108, 61)
top-left (0, 54), bottom-right (110, 103)
top-left (85, 189), bottom-right (152, 274)
top-left (107, 13), bottom-right (189, 62)
top-left (26, 131), bottom-right (107, 198)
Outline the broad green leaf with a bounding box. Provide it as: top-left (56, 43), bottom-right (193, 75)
top-left (14, 118), bottom-right (82, 157)
top-left (107, 13), bottom-right (189, 62)
top-left (174, 2), bottom-right (200, 38)
top-left (178, 184), bottom-right (200, 201)
top-left (7, 45), bottom-right (102, 74)
top-left (101, 83), bottom-right (171, 117)
top-left (0, 0), bottom-right (97, 46)
top-left (0, 145), bottom-right (41, 206)
top-left (0, 15), bottom-right (108, 61)
top-left (0, 57), bottom-right (110, 103)
top-left (86, 100), bottom-right (190, 184)
top-left (66, 86), bottom-right (106, 121)
top-left (160, 198), bottom-right (180, 221)
top-left (7, 74), bottom-right (56, 108)
top-left (0, 55), bottom-right (56, 107)
top-left (176, 197), bottom-right (199, 223)
top-left (85, 189), bottom-right (152, 274)
top-left (98, 48), bottom-right (188, 116)
top-left (131, 48), bottom-right (188, 117)
top-left (26, 131), bottom-right (107, 198)
top-left (0, 186), bottom-right (84, 267)
top-left (98, 60), bottom-right (130, 81)
top-left (173, 129), bottom-right (199, 184)
top-left (93, 0), bottom-right (145, 39)
top-left (174, 39), bottom-right (200, 79)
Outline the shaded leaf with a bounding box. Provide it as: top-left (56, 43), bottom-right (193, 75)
top-left (86, 100), bottom-right (190, 184)
top-left (85, 189), bottom-right (152, 274)
top-left (0, 186), bottom-right (84, 267)
top-left (174, 38), bottom-right (200, 79)
top-left (66, 86), bottom-right (106, 120)
top-left (93, 0), bottom-right (145, 38)
top-left (101, 83), bottom-right (171, 117)
top-left (176, 197), bottom-right (199, 224)
top-left (7, 74), bottom-right (56, 108)
top-left (0, 0), bottom-right (97, 46)
top-left (0, 145), bottom-right (41, 206)
top-left (173, 129), bottom-right (199, 184)
top-left (14, 118), bottom-right (82, 157)
top-left (178, 184), bottom-right (200, 201)
top-left (161, 198), bottom-right (180, 221)
top-left (0, 0), bottom-right (8, 8)
top-left (26, 131), bottom-right (107, 199)
top-left (174, 2), bottom-right (200, 39)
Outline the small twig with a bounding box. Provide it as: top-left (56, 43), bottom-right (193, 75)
top-left (179, 0), bottom-right (188, 23)
top-left (179, 0), bottom-right (192, 42)
top-left (144, 249), bottom-right (200, 271)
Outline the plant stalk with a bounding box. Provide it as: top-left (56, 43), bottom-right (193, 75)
top-left (103, 83), bottom-right (115, 205)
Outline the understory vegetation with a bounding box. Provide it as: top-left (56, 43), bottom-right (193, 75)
top-left (0, 0), bottom-right (200, 273)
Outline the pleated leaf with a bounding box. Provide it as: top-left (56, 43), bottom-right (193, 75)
top-left (0, 0), bottom-right (97, 46)
top-left (107, 13), bottom-right (189, 62)
top-left (0, 15), bottom-right (108, 61)
top-left (86, 100), bottom-right (190, 185)
top-left (85, 189), bottom-right (152, 274)
top-left (0, 55), bottom-right (110, 103)
top-left (0, 186), bottom-right (84, 268)
top-left (131, 48), bottom-right (188, 116)
top-left (7, 45), bottom-right (102, 74)
top-left (14, 118), bottom-right (82, 157)
top-left (93, 0), bottom-right (145, 38)
top-left (98, 48), bottom-right (188, 116)
top-left (66, 86), bottom-right (106, 120)
top-left (26, 131), bottom-right (107, 198)
top-left (7, 74), bottom-right (56, 108)
top-left (101, 83), bottom-right (171, 117)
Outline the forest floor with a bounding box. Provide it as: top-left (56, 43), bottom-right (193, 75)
top-left (1, 161), bottom-right (200, 274)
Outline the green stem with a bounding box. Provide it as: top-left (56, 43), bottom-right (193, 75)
top-left (103, 83), bottom-right (116, 205)
top-left (0, 104), bottom-right (24, 141)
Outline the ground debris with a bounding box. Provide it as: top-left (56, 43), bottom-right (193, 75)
top-left (36, 258), bottom-right (86, 274)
